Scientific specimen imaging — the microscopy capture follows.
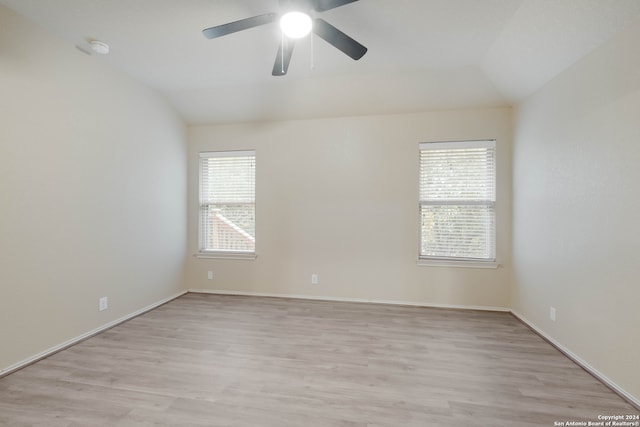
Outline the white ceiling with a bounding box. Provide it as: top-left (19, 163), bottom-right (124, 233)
top-left (2, 0), bottom-right (640, 124)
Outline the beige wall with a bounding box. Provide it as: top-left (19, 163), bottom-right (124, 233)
top-left (0, 6), bottom-right (187, 372)
top-left (187, 108), bottom-right (512, 309)
top-left (512, 17), bottom-right (640, 402)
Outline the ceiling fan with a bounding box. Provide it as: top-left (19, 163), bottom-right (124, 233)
top-left (202, 0), bottom-right (367, 76)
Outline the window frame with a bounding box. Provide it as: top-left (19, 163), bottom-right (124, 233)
top-left (197, 150), bottom-right (257, 260)
top-left (417, 140), bottom-right (497, 268)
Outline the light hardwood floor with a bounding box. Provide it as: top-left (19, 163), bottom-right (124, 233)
top-left (0, 293), bottom-right (637, 426)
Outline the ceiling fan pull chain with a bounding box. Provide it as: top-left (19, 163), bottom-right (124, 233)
top-left (281, 31), bottom-right (285, 74)
top-left (311, 31), bottom-right (315, 70)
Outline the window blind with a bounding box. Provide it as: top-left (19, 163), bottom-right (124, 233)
top-left (199, 151), bottom-right (256, 253)
top-left (419, 140), bottom-right (496, 261)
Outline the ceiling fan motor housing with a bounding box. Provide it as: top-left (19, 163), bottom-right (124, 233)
top-left (280, 0), bottom-right (314, 13)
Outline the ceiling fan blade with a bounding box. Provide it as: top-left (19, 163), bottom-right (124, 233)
top-left (202, 13), bottom-right (278, 39)
top-left (272, 39), bottom-right (296, 76)
top-left (313, 18), bottom-right (367, 60)
top-left (312, 0), bottom-right (359, 12)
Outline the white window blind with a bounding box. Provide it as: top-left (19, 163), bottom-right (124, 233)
top-left (419, 140), bottom-right (496, 262)
top-left (199, 151), bottom-right (255, 254)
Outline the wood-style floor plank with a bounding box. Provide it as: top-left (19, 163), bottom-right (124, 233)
top-left (0, 293), bottom-right (637, 426)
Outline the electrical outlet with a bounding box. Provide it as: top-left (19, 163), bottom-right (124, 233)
top-left (207, 271), bottom-right (213, 280)
top-left (99, 297), bottom-right (108, 311)
top-left (311, 274), bottom-right (318, 285)
top-left (550, 307), bottom-right (556, 322)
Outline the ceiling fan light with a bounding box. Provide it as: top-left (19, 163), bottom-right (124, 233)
top-left (280, 12), bottom-right (312, 39)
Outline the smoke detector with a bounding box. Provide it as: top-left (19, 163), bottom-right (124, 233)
top-left (89, 40), bottom-right (110, 55)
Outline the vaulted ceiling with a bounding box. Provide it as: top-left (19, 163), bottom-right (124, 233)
top-left (2, 0), bottom-right (640, 124)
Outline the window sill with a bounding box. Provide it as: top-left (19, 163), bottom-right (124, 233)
top-left (195, 252), bottom-right (257, 260)
top-left (417, 258), bottom-right (499, 269)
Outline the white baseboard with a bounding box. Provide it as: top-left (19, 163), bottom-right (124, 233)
top-left (0, 290), bottom-right (188, 378)
top-left (511, 310), bottom-right (640, 410)
top-left (187, 288), bottom-right (510, 312)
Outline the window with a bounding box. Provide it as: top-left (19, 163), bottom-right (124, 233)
top-left (199, 151), bottom-right (255, 256)
top-left (419, 140), bottom-right (496, 264)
